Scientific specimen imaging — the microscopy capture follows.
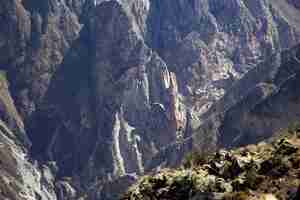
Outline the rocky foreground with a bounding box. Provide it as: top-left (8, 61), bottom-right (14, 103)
top-left (122, 128), bottom-right (300, 200)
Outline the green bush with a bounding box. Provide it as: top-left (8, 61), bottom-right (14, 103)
top-left (182, 151), bottom-right (211, 168)
top-left (222, 192), bottom-right (249, 200)
top-left (0, 70), bottom-right (7, 82)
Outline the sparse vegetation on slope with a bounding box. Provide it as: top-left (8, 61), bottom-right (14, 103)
top-left (122, 126), bottom-right (300, 200)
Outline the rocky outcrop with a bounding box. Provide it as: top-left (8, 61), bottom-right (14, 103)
top-left (0, 71), bottom-right (30, 147)
top-left (122, 133), bottom-right (300, 200)
top-left (0, 117), bottom-right (57, 200)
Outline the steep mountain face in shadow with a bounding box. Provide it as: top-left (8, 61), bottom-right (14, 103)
top-left (0, 0), bottom-right (300, 199)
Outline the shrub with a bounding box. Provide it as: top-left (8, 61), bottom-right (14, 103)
top-left (0, 70), bottom-right (7, 83)
top-left (182, 150), bottom-right (211, 168)
top-left (223, 192), bottom-right (249, 200)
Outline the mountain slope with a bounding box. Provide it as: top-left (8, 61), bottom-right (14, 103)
top-left (123, 131), bottom-right (300, 200)
top-left (1, 0), bottom-right (300, 199)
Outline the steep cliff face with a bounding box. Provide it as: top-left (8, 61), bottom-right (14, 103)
top-left (34, 1), bottom-right (187, 191)
top-left (194, 44), bottom-right (300, 149)
top-left (151, 44), bottom-right (300, 171)
top-left (1, 0), bottom-right (300, 199)
top-left (217, 44), bottom-right (300, 148)
top-left (0, 120), bottom-right (57, 200)
top-left (0, 0), bottom-right (87, 199)
top-left (90, 1), bottom-right (187, 179)
top-left (0, 70), bottom-right (58, 200)
top-left (0, 0), bottom-right (83, 120)
top-left (146, 0), bottom-right (300, 114)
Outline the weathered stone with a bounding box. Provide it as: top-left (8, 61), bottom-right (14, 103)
top-left (0, 120), bottom-right (57, 200)
top-left (1, 0), bottom-right (300, 199)
top-left (56, 181), bottom-right (77, 200)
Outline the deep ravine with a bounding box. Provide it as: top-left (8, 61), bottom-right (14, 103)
top-left (0, 0), bottom-right (300, 199)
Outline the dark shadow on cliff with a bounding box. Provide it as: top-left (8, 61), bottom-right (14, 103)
top-left (27, 24), bottom-right (97, 177)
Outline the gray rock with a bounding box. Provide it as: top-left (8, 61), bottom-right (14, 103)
top-left (0, 120), bottom-right (57, 200)
top-left (1, 0), bottom-right (300, 199)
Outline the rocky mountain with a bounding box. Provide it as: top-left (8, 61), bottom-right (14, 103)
top-left (0, 0), bottom-right (300, 199)
top-left (147, 43), bottom-right (300, 170)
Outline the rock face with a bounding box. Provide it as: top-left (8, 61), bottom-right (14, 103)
top-left (195, 44), bottom-right (300, 149)
top-left (89, 1), bottom-right (188, 178)
top-left (1, 0), bottom-right (300, 199)
top-left (1, 0), bottom-right (83, 120)
top-left (0, 0), bottom-right (86, 199)
top-left (0, 120), bottom-right (57, 200)
top-left (217, 45), bottom-right (300, 148)
top-left (151, 43), bottom-right (300, 171)
top-left (0, 74), bottom-right (57, 200)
